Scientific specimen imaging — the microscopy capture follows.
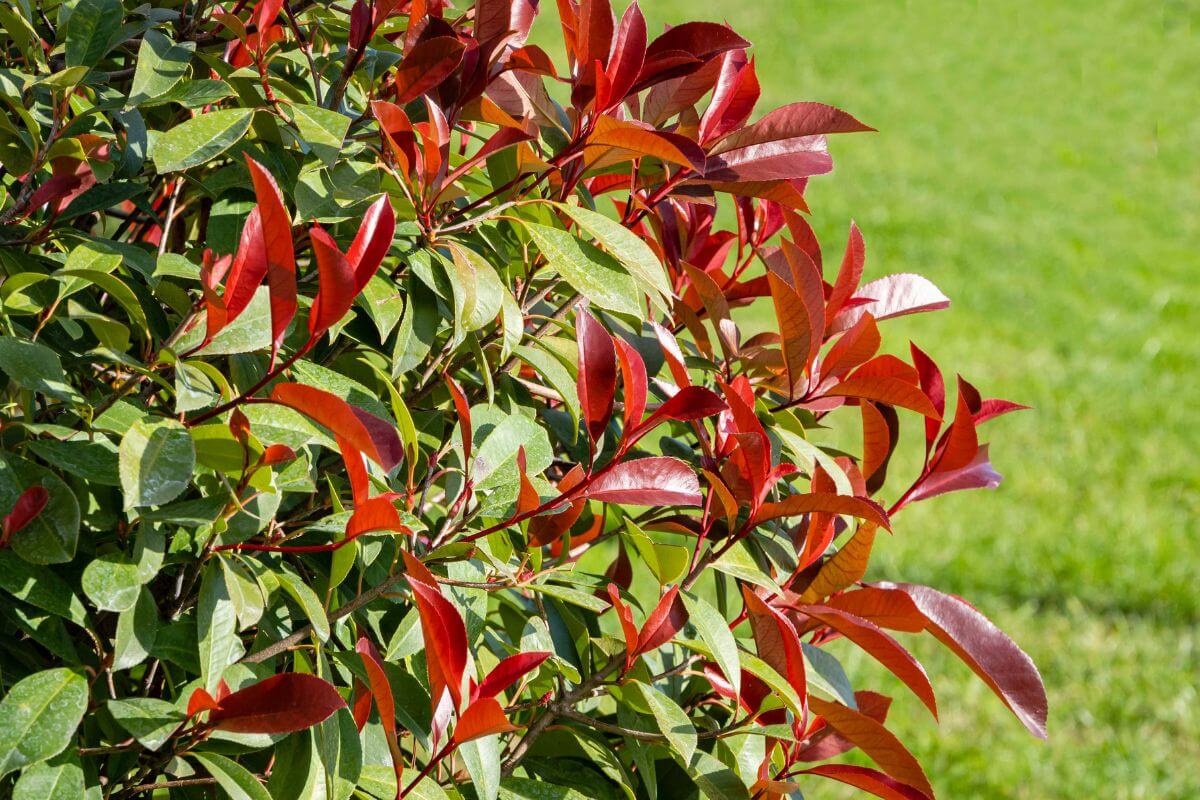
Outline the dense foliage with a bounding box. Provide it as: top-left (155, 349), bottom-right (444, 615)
top-left (0, 0), bottom-right (1047, 797)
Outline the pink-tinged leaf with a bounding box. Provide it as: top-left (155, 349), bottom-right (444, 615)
top-left (307, 225), bottom-right (356, 344)
top-left (23, 175), bottom-right (84, 218)
top-left (906, 445), bottom-right (1002, 505)
top-left (575, 0), bottom-right (614, 70)
top-left (393, 36), bottom-right (467, 105)
top-left (607, 583), bottom-right (639, 670)
top-left (634, 585), bottom-right (687, 656)
top-left (975, 398), bottom-right (1031, 425)
top-left (2, 486), bottom-right (49, 542)
top-left (453, 697), bottom-right (517, 744)
top-left (703, 135), bottom-right (832, 183)
top-left (825, 375), bottom-right (942, 419)
top-left (831, 274), bottom-right (950, 333)
top-left (614, 336), bottom-right (648, 432)
top-left (584, 457), bottom-right (701, 506)
top-left (651, 322), bottom-right (692, 388)
top-left (601, 1), bottom-right (646, 106)
top-left (711, 102), bottom-right (874, 155)
top-left (270, 382), bottom-right (403, 470)
top-left (808, 697), bottom-right (934, 798)
top-left (826, 222), bottom-right (866, 325)
top-left (741, 586), bottom-right (808, 714)
top-left (825, 587), bottom-right (927, 633)
top-left (645, 22), bottom-right (749, 63)
top-left (443, 127), bottom-right (533, 187)
top-left (932, 388), bottom-right (979, 473)
top-left (699, 52), bottom-right (760, 144)
top-left (406, 571), bottom-right (469, 711)
top-left (346, 195), bottom-right (396, 291)
top-left (244, 156), bottom-right (297, 363)
top-left (206, 673), bottom-right (346, 734)
top-left (799, 765), bottom-right (929, 800)
top-left (754, 492), bottom-right (890, 531)
top-left (859, 401), bottom-right (895, 486)
top-left (576, 308), bottom-right (617, 446)
top-left (475, 652), bottom-right (551, 700)
top-left (803, 605), bottom-right (937, 717)
top-left (881, 583), bottom-right (1048, 740)
top-left (909, 342), bottom-right (945, 453)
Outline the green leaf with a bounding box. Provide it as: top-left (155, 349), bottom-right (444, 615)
top-left (106, 698), bottom-right (184, 752)
top-left (0, 551), bottom-right (88, 626)
top-left (552, 203), bottom-right (672, 310)
top-left (111, 587), bottom-right (159, 670)
top-left (0, 668), bottom-right (88, 779)
top-left (802, 642), bottom-right (857, 708)
top-left (630, 681), bottom-right (696, 763)
top-left (150, 109), bottom-right (254, 173)
top-left (27, 438), bottom-right (119, 486)
top-left (291, 105), bottom-right (350, 167)
top-left (62, 0), bottom-right (122, 68)
top-left (673, 748), bottom-right (749, 800)
top-left (520, 221), bottom-right (641, 316)
top-left (12, 751), bottom-right (85, 800)
top-left (681, 591), bottom-right (741, 698)
top-left (274, 568), bottom-right (331, 641)
top-left (459, 733), bottom-right (501, 800)
top-left (119, 417), bottom-right (195, 509)
top-left (191, 752), bottom-right (273, 800)
top-left (0, 337), bottom-right (83, 404)
top-left (81, 555), bottom-right (141, 612)
top-left (710, 540), bottom-right (782, 595)
top-left (497, 778), bottom-right (591, 799)
top-left (624, 519), bottom-right (689, 585)
top-left (128, 29), bottom-right (195, 106)
top-left (0, 453), bottom-right (81, 564)
top-left (198, 561), bottom-right (240, 692)
top-left (141, 78), bottom-right (235, 108)
top-left (443, 244), bottom-right (504, 344)
top-left (737, 651), bottom-right (804, 718)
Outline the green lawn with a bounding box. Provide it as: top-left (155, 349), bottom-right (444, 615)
top-left (645, 0), bottom-right (1200, 796)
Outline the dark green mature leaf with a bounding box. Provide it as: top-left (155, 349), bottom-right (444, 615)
top-left (128, 29), bottom-right (195, 105)
top-left (27, 438), bottom-right (120, 486)
top-left (0, 552), bottom-right (88, 626)
top-left (151, 109), bottom-right (254, 172)
top-left (0, 338), bottom-right (83, 404)
top-left (106, 698), bottom-right (184, 751)
top-left (11, 751), bottom-right (84, 800)
top-left (0, 669), bottom-right (88, 779)
top-left (520, 221), bottom-right (642, 316)
top-left (81, 554), bottom-right (141, 612)
top-left (62, 0), bottom-right (122, 68)
top-left (0, 453), bottom-right (80, 564)
top-left (191, 752), bottom-right (273, 800)
top-left (198, 561), bottom-right (240, 692)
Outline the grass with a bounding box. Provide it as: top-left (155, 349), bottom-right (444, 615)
top-left (638, 0), bottom-right (1200, 796)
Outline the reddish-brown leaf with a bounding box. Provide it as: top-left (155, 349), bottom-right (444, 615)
top-left (393, 36), bottom-right (466, 105)
top-left (206, 673), bottom-right (346, 734)
top-left (754, 492), bottom-right (890, 531)
top-left (825, 375), bottom-right (942, 420)
top-left (741, 586), bottom-right (807, 713)
top-left (644, 21), bottom-right (749, 64)
top-left (576, 308), bottom-right (617, 446)
top-left (346, 195), bottom-right (396, 290)
top-left (883, 582), bottom-right (1048, 739)
top-left (808, 696), bottom-right (934, 798)
top-left (768, 271), bottom-right (815, 398)
top-left (614, 336), bottom-right (648, 432)
top-left (244, 156), bottom-right (296, 363)
top-left (528, 464), bottom-right (586, 546)
top-left (831, 273), bottom-right (950, 334)
top-left (826, 222), bottom-right (866, 324)
top-left (803, 605), bottom-right (937, 717)
top-left (711, 102), bottom-right (874, 156)
top-left (584, 457), bottom-right (702, 506)
top-left (406, 571), bottom-right (469, 710)
top-left (2, 486), bottom-right (49, 541)
top-left (624, 385), bottom-right (727, 450)
top-left (797, 522), bottom-right (880, 604)
top-left (635, 585), bottom-right (687, 656)
top-left (823, 314), bottom-right (881, 380)
top-left (307, 225), bottom-right (355, 344)
top-left (607, 583), bottom-right (639, 670)
top-left (475, 652), bottom-right (550, 700)
top-left (602, 1), bottom-right (646, 106)
top-left (800, 764), bottom-right (929, 800)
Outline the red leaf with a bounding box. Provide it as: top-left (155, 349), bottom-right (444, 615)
top-left (23, 174), bottom-right (84, 218)
top-left (824, 587), bottom-right (926, 633)
top-left (576, 308), bottom-right (617, 446)
top-left (260, 444), bottom-right (296, 466)
top-left (614, 336), bottom-right (648, 432)
top-left (644, 22), bottom-right (749, 63)
top-left (244, 156), bottom-right (296, 364)
top-left (906, 445), bottom-right (1002, 504)
top-left (444, 373), bottom-right (473, 468)
top-left (453, 697), bottom-right (517, 744)
top-left (704, 137), bottom-right (832, 183)
top-left (825, 375), bottom-right (942, 419)
top-left (575, 0), bottom-right (614, 72)
top-left (754, 492), bottom-right (890, 531)
top-left (406, 572), bottom-right (469, 710)
top-left (2, 486), bottom-right (49, 542)
top-left (768, 271), bottom-right (816, 398)
top-left (823, 315), bottom-right (881, 381)
top-left (356, 637), bottom-right (404, 788)
top-left (346, 495), bottom-right (409, 539)
top-left (584, 457), bottom-right (701, 506)
top-left (802, 605), bottom-right (937, 717)
top-left (634, 585), bottom-right (687, 656)
top-left (831, 274), bottom-right (950, 334)
top-left (741, 586), bottom-right (807, 714)
top-left (711, 102), bottom-right (874, 155)
top-left (206, 673), bottom-right (346, 734)
top-left (528, 464), bottom-right (586, 546)
top-left (699, 52), bottom-right (760, 144)
top-left (624, 386), bottom-right (726, 451)
top-left (826, 222), bottom-right (866, 325)
top-left (931, 387), bottom-right (978, 473)
top-left (346, 194), bottom-right (396, 292)
top-left (307, 225), bottom-right (355, 344)
top-left (859, 401), bottom-right (895, 485)
top-left (475, 652), bottom-right (550, 700)
top-left (800, 764), bottom-right (929, 800)
top-left (883, 582), bottom-right (1047, 739)
top-left (393, 36), bottom-right (467, 105)
top-left (588, 116), bottom-right (702, 169)
top-left (601, 1), bottom-right (646, 106)
top-left (269, 383), bottom-right (403, 470)
top-left (222, 209), bottom-right (268, 326)
top-left (186, 687), bottom-right (220, 718)
top-left (607, 583), bottom-right (639, 670)
top-left (808, 696), bottom-right (934, 798)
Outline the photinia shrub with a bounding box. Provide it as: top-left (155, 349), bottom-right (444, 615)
top-left (0, 0), bottom-right (1046, 798)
